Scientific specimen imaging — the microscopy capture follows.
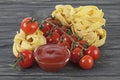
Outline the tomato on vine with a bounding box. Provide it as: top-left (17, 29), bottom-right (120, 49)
top-left (51, 32), bottom-right (60, 44)
top-left (46, 32), bottom-right (60, 44)
top-left (53, 28), bottom-right (63, 35)
top-left (79, 55), bottom-right (94, 70)
top-left (40, 19), bottom-right (53, 36)
top-left (84, 46), bottom-right (100, 60)
top-left (58, 42), bottom-right (71, 49)
top-left (62, 34), bottom-right (72, 44)
top-left (21, 17), bottom-right (38, 35)
top-left (70, 47), bottom-right (83, 64)
top-left (46, 35), bottom-right (53, 43)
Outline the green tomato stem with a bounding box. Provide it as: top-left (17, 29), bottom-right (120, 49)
top-left (10, 54), bottom-right (24, 70)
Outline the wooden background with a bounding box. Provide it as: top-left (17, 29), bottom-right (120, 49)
top-left (0, 0), bottom-right (120, 80)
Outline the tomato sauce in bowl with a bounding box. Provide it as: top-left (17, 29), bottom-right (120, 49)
top-left (34, 44), bottom-right (71, 72)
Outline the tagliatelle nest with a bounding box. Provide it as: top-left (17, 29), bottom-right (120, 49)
top-left (52, 5), bottom-right (106, 47)
top-left (13, 29), bottom-right (46, 57)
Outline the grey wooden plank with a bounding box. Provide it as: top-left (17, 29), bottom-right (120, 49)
top-left (0, 0), bottom-right (120, 5)
top-left (0, 76), bottom-right (120, 80)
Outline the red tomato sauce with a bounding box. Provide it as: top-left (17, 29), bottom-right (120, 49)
top-left (34, 44), bottom-right (71, 72)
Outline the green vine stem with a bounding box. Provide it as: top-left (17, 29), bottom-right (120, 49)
top-left (9, 54), bottom-right (24, 71)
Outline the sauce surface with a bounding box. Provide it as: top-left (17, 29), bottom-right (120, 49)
top-left (34, 44), bottom-right (71, 72)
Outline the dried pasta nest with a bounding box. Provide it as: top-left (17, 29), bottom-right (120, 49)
top-left (13, 29), bottom-right (46, 57)
top-left (52, 5), bottom-right (106, 47)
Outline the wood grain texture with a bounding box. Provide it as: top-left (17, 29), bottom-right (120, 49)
top-left (0, 0), bottom-right (120, 80)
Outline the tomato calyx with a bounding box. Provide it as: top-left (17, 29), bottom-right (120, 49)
top-left (10, 54), bottom-right (24, 70)
top-left (29, 17), bottom-right (37, 23)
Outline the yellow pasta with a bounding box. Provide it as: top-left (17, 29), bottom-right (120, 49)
top-left (52, 5), bottom-right (106, 47)
top-left (13, 29), bottom-right (46, 57)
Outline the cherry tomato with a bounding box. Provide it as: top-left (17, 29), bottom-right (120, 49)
top-left (40, 18), bottom-right (54, 36)
top-left (62, 34), bottom-right (72, 44)
top-left (45, 17), bottom-right (60, 26)
top-left (46, 35), bottom-right (53, 43)
top-left (41, 23), bottom-right (51, 36)
top-left (53, 28), bottom-right (63, 35)
top-left (58, 42), bottom-right (70, 49)
top-left (46, 32), bottom-right (60, 44)
top-left (21, 17), bottom-right (38, 34)
top-left (51, 18), bottom-right (61, 26)
top-left (16, 50), bottom-right (34, 68)
top-left (79, 55), bottom-right (94, 70)
top-left (44, 18), bottom-right (53, 29)
top-left (52, 32), bottom-right (60, 43)
top-left (70, 47), bottom-right (82, 64)
top-left (42, 22), bottom-right (52, 30)
top-left (84, 46), bottom-right (100, 60)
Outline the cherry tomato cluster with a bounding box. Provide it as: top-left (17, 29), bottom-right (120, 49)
top-left (40, 17), bottom-right (101, 70)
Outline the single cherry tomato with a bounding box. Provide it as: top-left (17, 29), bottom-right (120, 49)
top-left (46, 35), bottom-right (53, 43)
top-left (62, 34), bottom-right (72, 44)
top-left (45, 17), bottom-right (52, 20)
top-left (40, 18), bottom-right (53, 36)
top-left (21, 17), bottom-right (38, 34)
top-left (11, 50), bottom-right (34, 70)
top-left (45, 17), bottom-right (60, 26)
top-left (53, 28), bottom-right (63, 35)
top-left (73, 43), bottom-right (82, 49)
top-left (41, 22), bottom-right (51, 36)
top-left (44, 18), bottom-right (53, 29)
top-left (17, 50), bottom-right (34, 68)
top-left (84, 46), bottom-right (100, 60)
top-left (46, 32), bottom-right (60, 44)
top-left (70, 47), bottom-right (82, 64)
top-left (52, 19), bottom-right (60, 26)
top-left (79, 55), bottom-right (94, 70)
top-left (51, 32), bottom-right (60, 44)
top-left (58, 42), bottom-right (70, 49)
top-left (42, 22), bottom-right (52, 30)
